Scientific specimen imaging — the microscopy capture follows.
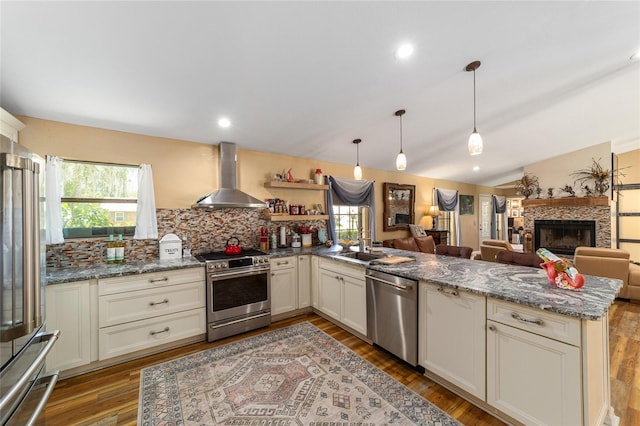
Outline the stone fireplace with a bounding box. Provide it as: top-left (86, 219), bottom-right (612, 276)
top-left (522, 196), bottom-right (611, 255)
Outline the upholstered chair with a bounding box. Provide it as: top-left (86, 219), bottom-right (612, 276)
top-left (496, 250), bottom-right (543, 268)
top-left (392, 236), bottom-right (436, 254)
top-left (573, 247), bottom-right (638, 301)
top-left (435, 245), bottom-right (473, 259)
top-left (478, 239), bottom-right (515, 262)
top-left (414, 236), bottom-right (436, 254)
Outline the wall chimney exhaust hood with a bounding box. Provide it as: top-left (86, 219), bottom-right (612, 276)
top-left (193, 142), bottom-right (267, 209)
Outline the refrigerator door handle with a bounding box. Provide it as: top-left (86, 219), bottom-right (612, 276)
top-left (0, 330), bottom-right (59, 413)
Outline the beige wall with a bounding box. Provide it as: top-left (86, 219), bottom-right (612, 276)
top-left (18, 116), bottom-right (513, 250)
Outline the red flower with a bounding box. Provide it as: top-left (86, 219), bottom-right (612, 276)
top-left (315, 169), bottom-right (323, 174)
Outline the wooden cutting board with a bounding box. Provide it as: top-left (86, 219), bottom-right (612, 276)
top-left (374, 256), bottom-right (415, 265)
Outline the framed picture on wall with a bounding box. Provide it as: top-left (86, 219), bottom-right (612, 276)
top-left (459, 194), bottom-right (474, 215)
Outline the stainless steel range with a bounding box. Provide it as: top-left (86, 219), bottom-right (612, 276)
top-left (196, 249), bottom-right (271, 342)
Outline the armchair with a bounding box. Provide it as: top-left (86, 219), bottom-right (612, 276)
top-left (476, 239), bottom-right (514, 262)
top-left (573, 247), bottom-right (639, 301)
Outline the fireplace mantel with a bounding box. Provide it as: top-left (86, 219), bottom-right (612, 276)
top-left (522, 196), bottom-right (609, 208)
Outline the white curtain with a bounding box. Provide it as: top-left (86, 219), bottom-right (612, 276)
top-left (133, 164), bottom-right (158, 239)
top-left (435, 188), bottom-right (461, 246)
top-left (45, 155), bottom-right (64, 244)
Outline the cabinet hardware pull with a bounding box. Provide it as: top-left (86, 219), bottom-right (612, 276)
top-left (511, 312), bottom-right (544, 326)
top-left (149, 277), bottom-right (169, 283)
top-left (488, 324), bottom-right (497, 331)
top-left (149, 299), bottom-right (169, 306)
top-left (150, 327), bottom-right (170, 335)
top-left (277, 261), bottom-right (289, 266)
top-left (271, 273), bottom-right (275, 276)
top-left (437, 286), bottom-right (459, 297)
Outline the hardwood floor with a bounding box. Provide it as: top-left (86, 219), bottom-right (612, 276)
top-left (45, 300), bottom-right (640, 425)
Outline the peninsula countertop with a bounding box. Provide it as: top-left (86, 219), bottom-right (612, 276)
top-left (47, 245), bottom-right (621, 320)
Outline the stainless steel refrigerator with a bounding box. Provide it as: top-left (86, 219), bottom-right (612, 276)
top-left (1, 136), bottom-right (59, 425)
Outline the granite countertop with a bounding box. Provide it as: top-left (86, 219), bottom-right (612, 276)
top-left (46, 257), bottom-right (204, 284)
top-left (47, 245), bottom-right (621, 320)
top-left (361, 248), bottom-right (621, 321)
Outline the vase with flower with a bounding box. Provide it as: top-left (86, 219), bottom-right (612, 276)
top-left (314, 169), bottom-right (324, 185)
top-left (298, 225), bottom-right (314, 248)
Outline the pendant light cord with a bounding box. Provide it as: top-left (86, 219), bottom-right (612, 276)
top-left (473, 69), bottom-right (477, 132)
top-left (399, 114), bottom-right (404, 153)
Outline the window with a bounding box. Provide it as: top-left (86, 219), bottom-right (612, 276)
top-left (332, 205), bottom-right (368, 243)
top-left (440, 211), bottom-right (456, 245)
top-left (60, 160), bottom-right (138, 238)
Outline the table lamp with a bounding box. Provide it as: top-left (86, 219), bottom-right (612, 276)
top-left (427, 205), bottom-right (440, 229)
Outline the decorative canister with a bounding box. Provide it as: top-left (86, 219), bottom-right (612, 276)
top-left (314, 169), bottom-right (324, 185)
top-left (302, 233), bottom-right (312, 248)
top-left (159, 233), bottom-right (182, 260)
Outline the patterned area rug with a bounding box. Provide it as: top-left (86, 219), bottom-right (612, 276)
top-left (138, 322), bottom-right (459, 425)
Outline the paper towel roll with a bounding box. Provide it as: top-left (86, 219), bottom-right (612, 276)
top-left (280, 226), bottom-right (287, 247)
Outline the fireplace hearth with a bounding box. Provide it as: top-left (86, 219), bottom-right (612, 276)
top-left (534, 220), bottom-right (596, 256)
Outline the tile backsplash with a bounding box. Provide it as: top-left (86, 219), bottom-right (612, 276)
top-left (46, 208), bottom-right (327, 268)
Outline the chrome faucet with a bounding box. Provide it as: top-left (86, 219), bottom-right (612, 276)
top-left (358, 228), bottom-right (372, 253)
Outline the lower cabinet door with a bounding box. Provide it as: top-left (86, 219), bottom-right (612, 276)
top-left (98, 308), bottom-right (205, 360)
top-left (340, 274), bottom-right (366, 335)
top-left (486, 319), bottom-right (582, 426)
top-left (318, 268), bottom-right (341, 320)
top-left (421, 283), bottom-right (486, 399)
top-left (270, 267), bottom-right (297, 316)
top-left (46, 281), bottom-right (94, 371)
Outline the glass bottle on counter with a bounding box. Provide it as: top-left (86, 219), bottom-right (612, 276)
top-left (270, 231), bottom-right (278, 250)
top-left (106, 234), bottom-right (115, 264)
top-left (115, 234), bottom-right (125, 263)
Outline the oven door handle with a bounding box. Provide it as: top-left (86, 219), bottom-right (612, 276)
top-left (0, 330), bottom-right (59, 413)
top-left (24, 371), bottom-right (59, 426)
top-left (210, 268), bottom-right (270, 280)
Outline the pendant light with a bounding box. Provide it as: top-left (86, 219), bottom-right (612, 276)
top-left (465, 60), bottom-right (483, 156)
top-left (353, 138), bottom-right (363, 180)
top-left (395, 109), bottom-right (407, 170)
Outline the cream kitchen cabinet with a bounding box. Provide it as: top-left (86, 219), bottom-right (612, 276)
top-left (46, 280), bottom-right (97, 372)
top-left (297, 255), bottom-right (311, 308)
top-left (270, 256), bottom-right (297, 316)
top-left (310, 255), bottom-right (320, 308)
top-left (270, 255), bottom-right (312, 317)
top-left (418, 282), bottom-right (486, 400)
top-left (98, 267), bottom-right (205, 360)
top-left (317, 257), bottom-right (366, 335)
top-left (486, 299), bottom-right (609, 426)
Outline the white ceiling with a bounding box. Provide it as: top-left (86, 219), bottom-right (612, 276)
top-left (1, 1), bottom-right (639, 186)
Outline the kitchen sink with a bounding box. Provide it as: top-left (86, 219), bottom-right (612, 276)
top-left (335, 251), bottom-right (385, 262)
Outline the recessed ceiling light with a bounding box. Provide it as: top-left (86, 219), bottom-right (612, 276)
top-left (631, 49), bottom-right (640, 61)
top-left (396, 43), bottom-right (414, 60)
top-left (473, 166), bottom-right (480, 172)
top-left (218, 117), bottom-right (231, 128)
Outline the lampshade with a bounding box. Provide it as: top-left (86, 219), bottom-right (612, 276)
top-left (465, 60), bottom-right (483, 156)
top-left (427, 205), bottom-right (440, 229)
top-left (353, 165), bottom-right (362, 180)
top-left (395, 109), bottom-right (407, 170)
top-left (395, 152), bottom-right (407, 170)
top-left (352, 138), bottom-right (362, 180)
top-left (468, 131), bottom-right (483, 156)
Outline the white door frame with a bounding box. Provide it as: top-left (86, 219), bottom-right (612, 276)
top-left (478, 194), bottom-right (493, 248)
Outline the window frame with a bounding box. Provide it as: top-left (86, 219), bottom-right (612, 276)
top-left (59, 159), bottom-right (138, 239)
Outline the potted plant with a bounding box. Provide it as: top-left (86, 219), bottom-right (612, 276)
top-left (571, 158), bottom-right (610, 197)
top-left (515, 173), bottom-right (540, 199)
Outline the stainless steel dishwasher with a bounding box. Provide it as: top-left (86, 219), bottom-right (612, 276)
top-left (366, 269), bottom-right (419, 367)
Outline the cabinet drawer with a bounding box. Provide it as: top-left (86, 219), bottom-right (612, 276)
top-left (99, 281), bottom-right (205, 327)
top-left (487, 299), bottom-right (581, 346)
top-left (98, 308), bottom-right (206, 360)
top-left (98, 267), bottom-right (205, 295)
top-left (271, 256), bottom-right (295, 270)
top-left (318, 257), bottom-right (365, 279)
